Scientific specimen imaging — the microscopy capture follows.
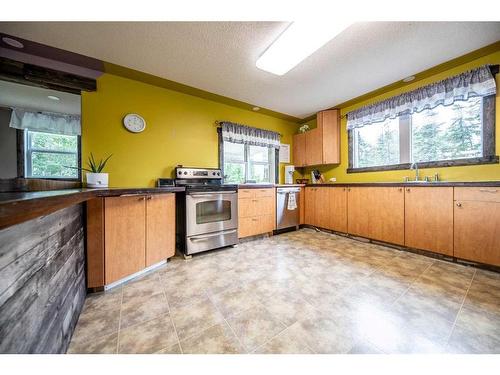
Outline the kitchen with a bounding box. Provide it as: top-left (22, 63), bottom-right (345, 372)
top-left (0, 9), bottom-right (500, 371)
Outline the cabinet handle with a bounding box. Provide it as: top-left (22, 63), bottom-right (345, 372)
top-left (406, 188), bottom-right (410, 192)
top-left (347, 188), bottom-right (351, 192)
top-left (398, 188), bottom-right (402, 192)
top-left (252, 199), bottom-right (258, 202)
top-left (456, 202), bottom-right (462, 207)
top-left (479, 189), bottom-right (498, 193)
top-left (138, 196), bottom-right (146, 201)
top-left (147, 196), bottom-right (152, 200)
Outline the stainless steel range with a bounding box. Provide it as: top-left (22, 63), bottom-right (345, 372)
top-left (170, 167), bottom-right (238, 257)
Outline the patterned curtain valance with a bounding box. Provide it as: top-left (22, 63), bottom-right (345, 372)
top-left (220, 121), bottom-right (281, 149)
top-left (347, 65), bottom-right (497, 130)
top-left (9, 108), bottom-right (81, 136)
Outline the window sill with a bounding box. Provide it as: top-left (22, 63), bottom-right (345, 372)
top-left (347, 156), bottom-right (499, 174)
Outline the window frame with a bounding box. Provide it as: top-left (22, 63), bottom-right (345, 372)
top-left (19, 129), bottom-right (82, 181)
top-left (218, 128), bottom-right (279, 184)
top-left (347, 94), bottom-right (498, 173)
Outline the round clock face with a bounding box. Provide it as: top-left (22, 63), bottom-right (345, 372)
top-left (123, 114), bottom-right (146, 133)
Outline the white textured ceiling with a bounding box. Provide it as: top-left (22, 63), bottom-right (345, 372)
top-left (0, 22), bottom-right (498, 119)
top-left (0, 80), bottom-right (81, 114)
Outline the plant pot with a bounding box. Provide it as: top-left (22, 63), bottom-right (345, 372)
top-left (86, 172), bottom-right (109, 188)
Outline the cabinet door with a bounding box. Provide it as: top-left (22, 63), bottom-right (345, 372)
top-left (299, 187), bottom-right (305, 225)
top-left (305, 128), bottom-right (323, 166)
top-left (328, 187), bottom-right (347, 233)
top-left (304, 187), bottom-right (316, 225)
top-left (369, 187), bottom-right (405, 245)
top-left (104, 195), bottom-right (146, 284)
top-left (238, 217), bottom-right (256, 238)
top-left (318, 110), bottom-right (340, 164)
top-left (348, 187), bottom-right (404, 245)
top-left (146, 194), bottom-right (175, 267)
top-left (239, 197), bottom-right (258, 218)
top-left (293, 133), bottom-right (306, 167)
top-left (454, 200), bottom-right (500, 266)
top-left (347, 187), bottom-right (371, 238)
top-left (315, 187), bottom-right (330, 229)
top-left (405, 187), bottom-right (453, 255)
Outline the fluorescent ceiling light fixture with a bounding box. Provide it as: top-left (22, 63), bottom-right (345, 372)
top-left (47, 95), bottom-right (60, 101)
top-left (256, 21), bottom-right (352, 76)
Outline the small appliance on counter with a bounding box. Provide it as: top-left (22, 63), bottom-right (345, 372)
top-left (311, 169), bottom-right (324, 184)
top-left (284, 165), bottom-right (295, 184)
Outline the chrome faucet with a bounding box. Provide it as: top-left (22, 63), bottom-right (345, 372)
top-left (410, 162), bottom-right (419, 181)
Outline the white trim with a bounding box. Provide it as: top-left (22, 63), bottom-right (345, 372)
top-left (104, 259), bottom-right (167, 291)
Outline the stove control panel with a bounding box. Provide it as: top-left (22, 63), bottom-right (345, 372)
top-left (175, 167), bottom-right (222, 179)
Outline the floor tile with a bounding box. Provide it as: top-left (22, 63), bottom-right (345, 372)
top-left (226, 305), bottom-right (286, 352)
top-left (67, 332), bottom-right (118, 354)
top-left (254, 326), bottom-right (314, 354)
top-left (180, 322), bottom-right (243, 354)
top-left (170, 296), bottom-right (224, 341)
top-left (120, 291), bottom-right (169, 329)
top-left (68, 229), bottom-right (500, 355)
top-left (118, 315), bottom-right (178, 354)
top-left (447, 324), bottom-right (500, 354)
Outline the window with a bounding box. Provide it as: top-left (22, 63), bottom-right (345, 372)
top-left (349, 95), bottom-right (496, 171)
top-left (222, 141), bottom-right (276, 183)
top-left (24, 130), bottom-right (80, 179)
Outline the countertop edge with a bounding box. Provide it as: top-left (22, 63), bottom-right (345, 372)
top-left (0, 187), bottom-right (185, 229)
top-left (305, 181), bottom-right (500, 187)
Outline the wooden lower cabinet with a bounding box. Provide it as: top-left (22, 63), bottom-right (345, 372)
top-left (404, 187), bottom-right (453, 255)
top-left (87, 193), bottom-right (176, 287)
top-left (328, 187), bottom-right (347, 233)
top-left (238, 188), bottom-right (275, 238)
top-left (454, 188), bottom-right (500, 266)
top-left (104, 195), bottom-right (146, 285)
top-left (347, 187), bottom-right (405, 245)
top-left (304, 187), bottom-right (330, 228)
top-left (299, 187), bottom-right (305, 225)
top-left (146, 194), bottom-right (176, 266)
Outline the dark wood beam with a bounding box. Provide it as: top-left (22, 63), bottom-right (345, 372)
top-left (0, 57), bottom-right (96, 94)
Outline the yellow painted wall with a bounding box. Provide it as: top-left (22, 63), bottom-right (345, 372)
top-left (82, 74), bottom-right (299, 187)
top-left (300, 50), bottom-right (500, 182)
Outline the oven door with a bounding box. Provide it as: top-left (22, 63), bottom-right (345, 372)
top-left (186, 191), bottom-right (238, 236)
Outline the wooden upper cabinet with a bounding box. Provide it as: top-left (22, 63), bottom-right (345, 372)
top-left (348, 187), bottom-right (404, 245)
top-left (104, 195), bottom-right (146, 284)
top-left (146, 194), bottom-right (176, 267)
top-left (328, 187), bottom-right (347, 233)
top-left (404, 187), bottom-right (453, 256)
top-left (305, 128), bottom-right (323, 166)
top-left (293, 132), bottom-right (306, 167)
top-left (454, 187), bottom-right (500, 266)
top-left (318, 110), bottom-right (340, 165)
top-left (293, 109), bottom-right (340, 167)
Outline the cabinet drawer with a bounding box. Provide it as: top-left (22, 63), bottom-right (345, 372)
top-left (238, 197), bottom-right (259, 218)
top-left (238, 214), bottom-right (274, 238)
top-left (238, 189), bottom-right (255, 199)
top-left (254, 188), bottom-right (274, 198)
top-left (455, 187), bottom-right (500, 203)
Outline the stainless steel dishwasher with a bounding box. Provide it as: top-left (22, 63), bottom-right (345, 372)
top-left (276, 187), bottom-right (301, 230)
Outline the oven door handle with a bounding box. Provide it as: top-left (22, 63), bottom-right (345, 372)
top-left (189, 229), bottom-right (237, 241)
top-left (188, 191), bottom-right (237, 197)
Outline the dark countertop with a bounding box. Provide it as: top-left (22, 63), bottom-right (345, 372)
top-left (0, 187), bottom-right (185, 229)
top-left (305, 181), bottom-right (500, 187)
top-left (238, 184), bottom-right (305, 189)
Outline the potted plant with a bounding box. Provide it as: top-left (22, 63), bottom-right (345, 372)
top-left (70, 153), bottom-right (113, 188)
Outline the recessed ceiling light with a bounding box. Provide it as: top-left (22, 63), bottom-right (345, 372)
top-left (47, 95), bottom-right (60, 101)
top-left (403, 76), bottom-right (415, 82)
top-left (256, 21), bottom-right (352, 76)
top-left (252, 106), bottom-right (260, 111)
top-left (2, 37), bottom-right (24, 49)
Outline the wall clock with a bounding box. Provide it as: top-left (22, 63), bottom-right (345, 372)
top-left (123, 113), bottom-right (146, 133)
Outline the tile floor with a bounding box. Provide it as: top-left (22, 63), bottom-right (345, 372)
top-left (68, 229), bottom-right (500, 354)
